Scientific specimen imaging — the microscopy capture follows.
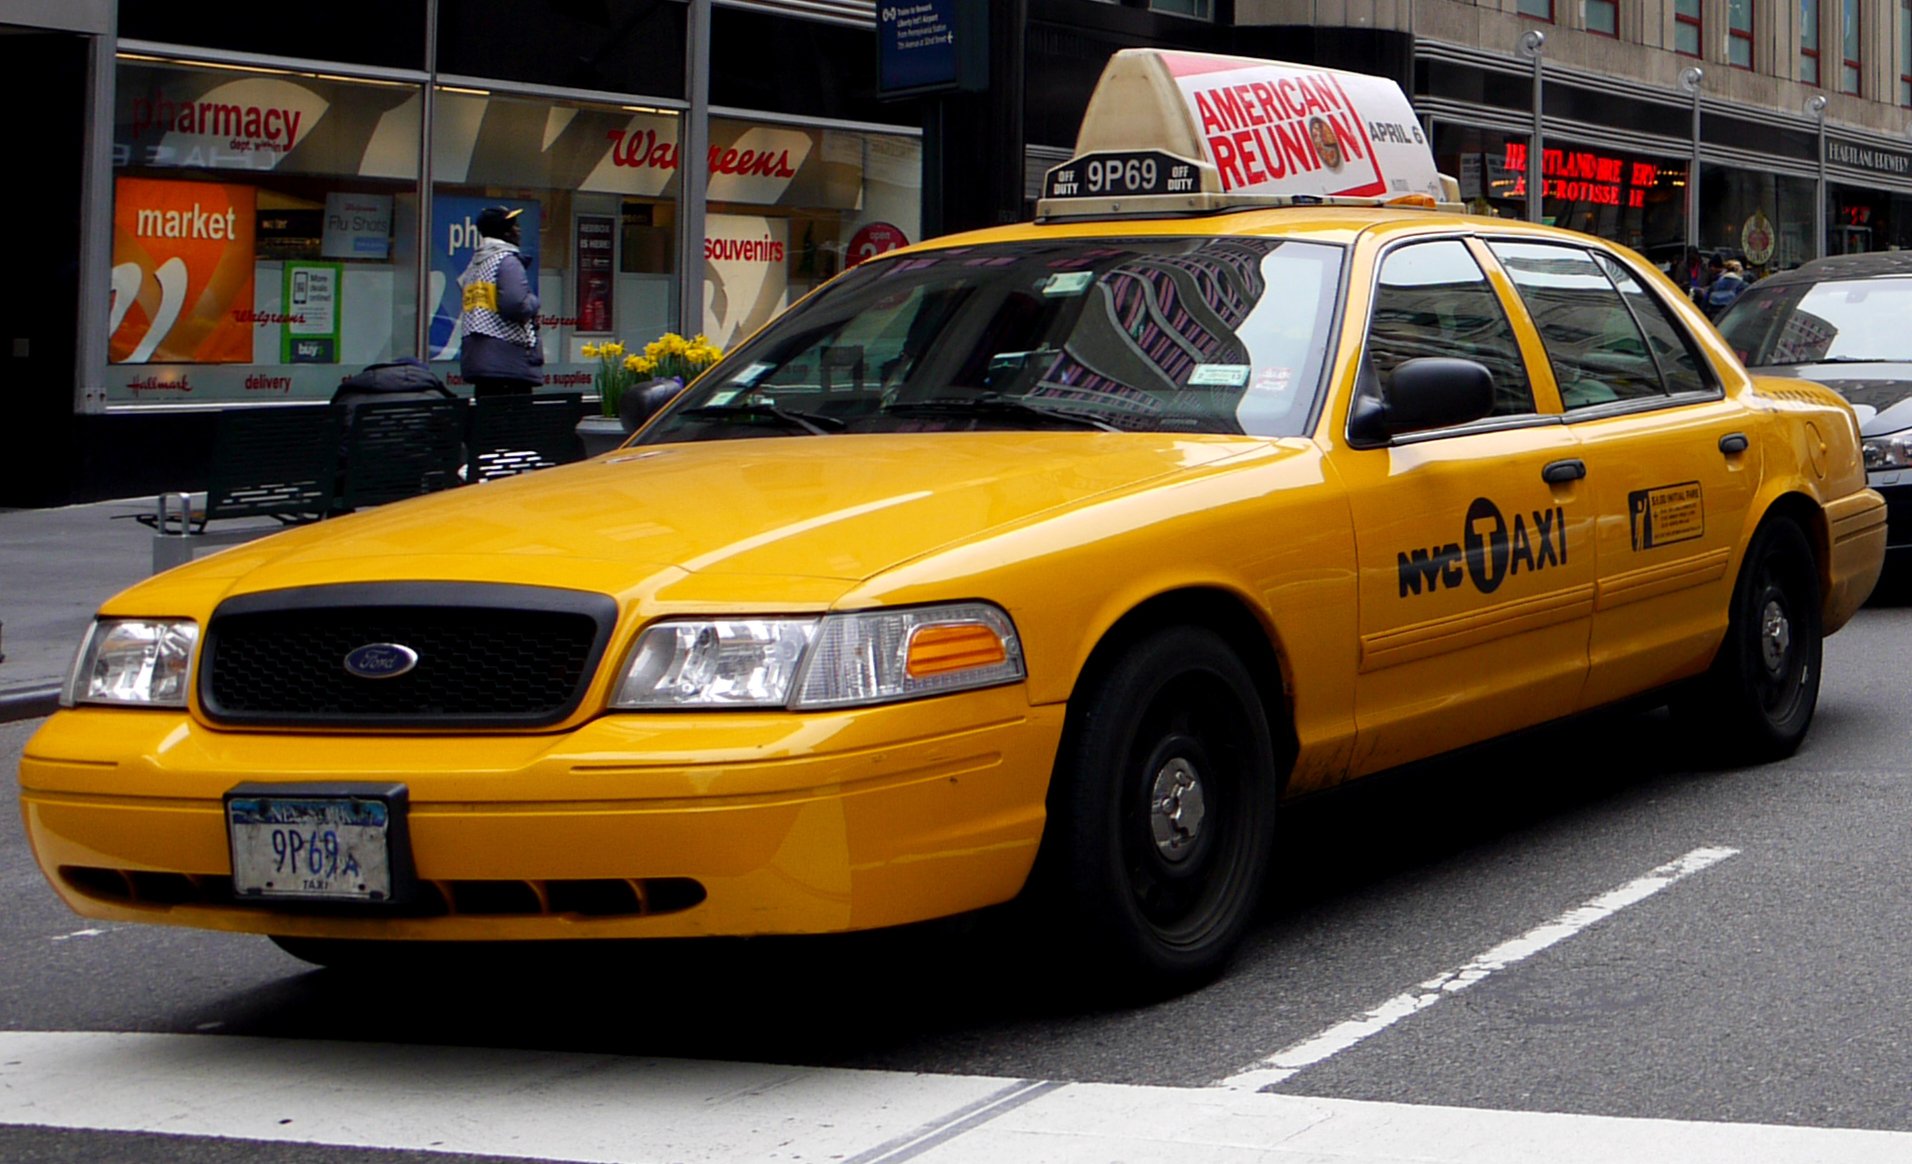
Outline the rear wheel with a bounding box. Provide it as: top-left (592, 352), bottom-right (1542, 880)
top-left (1680, 518), bottom-right (1822, 760)
top-left (1033, 625), bottom-right (1279, 996)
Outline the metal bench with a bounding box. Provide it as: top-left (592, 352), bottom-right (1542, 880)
top-left (145, 405), bottom-right (343, 573)
top-left (467, 393), bottom-right (587, 483)
top-left (340, 397), bottom-right (468, 510)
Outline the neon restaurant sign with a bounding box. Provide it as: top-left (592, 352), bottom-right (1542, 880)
top-left (1501, 142), bottom-right (1663, 209)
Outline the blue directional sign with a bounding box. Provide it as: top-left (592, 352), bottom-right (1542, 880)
top-left (877, 0), bottom-right (985, 98)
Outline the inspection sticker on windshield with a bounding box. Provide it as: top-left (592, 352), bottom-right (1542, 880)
top-left (731, 362), bottom-right (774, 386)
top-left (1041, 272), bottom-right (1095, 297)
top-left (1628, 481), bottom-right (1704, 550)
top-left (1188, 364), bottom-right (1250, 388)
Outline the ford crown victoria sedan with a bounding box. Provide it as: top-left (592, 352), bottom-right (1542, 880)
top-left (20, 51), bottom-right (1886, 995)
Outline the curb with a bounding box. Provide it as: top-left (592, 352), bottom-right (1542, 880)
top-left (0, 688), bottom-right (60, 723)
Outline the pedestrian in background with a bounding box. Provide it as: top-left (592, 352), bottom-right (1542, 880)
top-left (457, 205), bottom-right (542, 397)
top-left (1706, 258), bottom-right (1747, 318)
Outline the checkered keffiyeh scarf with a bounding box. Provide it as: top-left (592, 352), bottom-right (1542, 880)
top-left (458, 240), bottom-right (537, 347)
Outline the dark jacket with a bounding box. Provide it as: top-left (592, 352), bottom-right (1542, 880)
top-left (457, 240), bottom-right (544, 385)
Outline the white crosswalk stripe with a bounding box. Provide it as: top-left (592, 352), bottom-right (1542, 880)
top-left (3, 1031), bottom-right (1910, 1163)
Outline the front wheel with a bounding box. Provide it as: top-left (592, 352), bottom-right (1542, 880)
top-left (1032, 625), bottom-right (1280, 996)
top-left (1680, 518), bottom-right (1822, 761)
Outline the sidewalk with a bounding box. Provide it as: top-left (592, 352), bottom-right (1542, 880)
top-left (0, 497), bottom-right (279, 721)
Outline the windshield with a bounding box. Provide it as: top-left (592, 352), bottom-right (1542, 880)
top-left (638, 237), bottom-right (1344, 443)
top-left (1718, 276), bottom-right (1912, 366)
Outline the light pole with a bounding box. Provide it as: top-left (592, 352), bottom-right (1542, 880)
top-left (677, 0), bottom-right (712, 338)
top-left (1520, 30), bottom-right (1546, 223)
top-left (1680, 67), bottom-right (1703, 262)
top-left (1807, 94), bottom-right (1829, 260)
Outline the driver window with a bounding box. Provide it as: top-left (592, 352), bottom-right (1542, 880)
top-left (1368, 240), bottom-right (1535, 417)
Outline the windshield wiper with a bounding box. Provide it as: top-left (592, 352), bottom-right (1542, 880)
top-left (677, 403), bottom-right (843, 435)
top-left (882, 392), bottom-right (1129, 432)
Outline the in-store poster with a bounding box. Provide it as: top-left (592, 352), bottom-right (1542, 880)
top-left (428, 195), bottom-right (541, 359)
top-left (321, 193), bottom-right (392, 259)
top-left (703, 214), bottom-right (790, 349)
top-left (575, 215), bottom-right (615, 334)
top-left (109, 177), bottom-right (257, 364)
top-left (281, 262), bottom-right (341, 363)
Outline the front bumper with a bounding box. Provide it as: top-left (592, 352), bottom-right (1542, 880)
top-left (19, 686), bottom-right (1064, 941)
top-left (1868, 472), bottom-right (1912, 566)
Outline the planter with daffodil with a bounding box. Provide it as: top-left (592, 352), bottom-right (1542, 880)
top-left (629, 333), bottom-right (723, 391)
top-left (581, 340), bottom-right (646, 418)
top-left (576, 333), bottom-right (725, 454)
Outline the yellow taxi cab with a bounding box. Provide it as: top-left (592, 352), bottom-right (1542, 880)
top-left (20, 49), bottom-right (1887, 995)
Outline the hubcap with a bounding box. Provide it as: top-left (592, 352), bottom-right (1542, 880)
top-left (1760, 597), bottom-right (1791, 675)
top-left (1148, 757), bottom-right (1206, 862)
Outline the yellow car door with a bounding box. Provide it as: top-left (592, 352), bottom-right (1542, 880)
top-left (1336, 235), bottom-right (1596, 777)
top-left (1482, 239), bottom-right (1759, 710)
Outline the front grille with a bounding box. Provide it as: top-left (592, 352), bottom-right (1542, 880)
top-left (200, 583), bottom-right (618, 727)
top-left (60, 865), bottom-right (706, 919)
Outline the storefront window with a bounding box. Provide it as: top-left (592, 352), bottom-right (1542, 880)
top-left (1699, 165), bottom-right (1818, 275)
top-left (1434, 124), bottom-right (1683, 253)
top-left (106, 58), bottom-right (421, 405)
top-left (429, 91), bottom-right (921, 394)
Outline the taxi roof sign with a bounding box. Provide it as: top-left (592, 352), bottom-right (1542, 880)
top-left (1038, 50), bottom-right (1457, 219)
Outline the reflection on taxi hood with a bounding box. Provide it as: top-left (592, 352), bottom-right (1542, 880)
top-left (141, 433), bottom-right (1274, 605)
top-left (1754, 361), bottom-right (1912, 430)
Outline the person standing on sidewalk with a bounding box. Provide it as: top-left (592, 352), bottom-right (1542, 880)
top-left (457, 205), bottom-right (543, 397)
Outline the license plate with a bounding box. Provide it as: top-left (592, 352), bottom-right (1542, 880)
top-left (227, 796), bottom-right (394, 901)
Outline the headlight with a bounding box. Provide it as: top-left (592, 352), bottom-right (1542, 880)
top-left (63, 619), bottom-right (199, 708)
top-left (612, 602), bottom-right (1025, 710)
top-left (1864, 429), bottom-right (1912, 470)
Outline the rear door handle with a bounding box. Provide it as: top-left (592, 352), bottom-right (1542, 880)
top-left (1719, 432), bottom-right (1749, 454)
top-left (1542, 459), bottom-right (1587, 483)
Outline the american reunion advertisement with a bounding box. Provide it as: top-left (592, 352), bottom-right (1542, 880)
top-left (1158, 53), bottom-right (1443, 201)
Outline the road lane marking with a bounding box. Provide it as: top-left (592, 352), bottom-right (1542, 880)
top-left (6, 1028), bottom-right (1912, 1163)
top-left (1214, 845), bottom-right (1741, 1093)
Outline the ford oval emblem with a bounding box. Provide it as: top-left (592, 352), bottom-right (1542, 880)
top-left (343, 643), bottom-right (419, 679)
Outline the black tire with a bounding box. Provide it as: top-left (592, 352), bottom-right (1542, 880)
top-left (1683, 517), bottom-right (1822, 760)
top-left (1032, 625), bottom-right (1279, 996)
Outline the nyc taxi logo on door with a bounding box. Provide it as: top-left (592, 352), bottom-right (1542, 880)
top-left (1397, 498), bottom-right (1568, 598)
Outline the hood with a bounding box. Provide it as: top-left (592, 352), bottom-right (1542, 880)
top-left (120, 433), bottom-right (1268, 612)
top-left (1752, 361), bottom-right (1912, 420)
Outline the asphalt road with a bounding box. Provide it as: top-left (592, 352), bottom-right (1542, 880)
top-left (7, 601), bottom-right (1912, 1158)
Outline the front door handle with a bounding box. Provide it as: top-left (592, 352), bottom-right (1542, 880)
top-left (1542, 458), bottom-right (1587, 483)
top-left (1719, 432), bottom-right (1749, 454)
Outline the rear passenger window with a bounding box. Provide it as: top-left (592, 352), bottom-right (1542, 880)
top-left (1367, 240), bottom-right (1535, 417)
top-left (1593, 253), bottom-right (1712, 397)
top-left (1489, 241), bottom-right (1665, 409)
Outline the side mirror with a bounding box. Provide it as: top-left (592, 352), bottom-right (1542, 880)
top-left (1348, 357), bottom-right (1496, 446)
top-left (618, 377), bottom-right (688, 434)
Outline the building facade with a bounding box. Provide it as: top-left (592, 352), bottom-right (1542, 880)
top-left (6, 0), bottom-right (1912, 506)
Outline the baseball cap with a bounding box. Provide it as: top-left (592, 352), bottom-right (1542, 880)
top-left (476, 205), bottom-right (525, 238)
